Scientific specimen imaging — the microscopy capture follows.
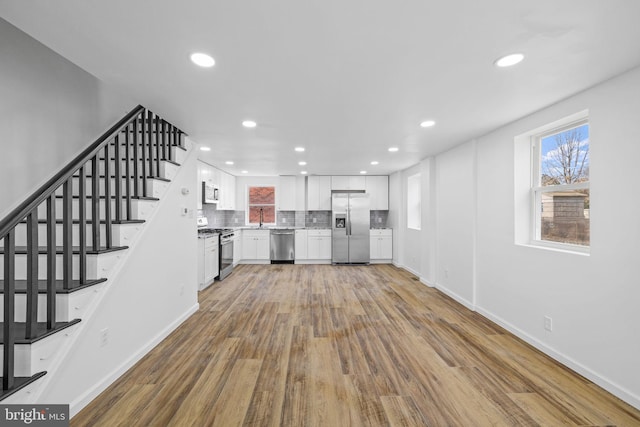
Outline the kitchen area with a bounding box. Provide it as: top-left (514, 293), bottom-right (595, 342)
top-left (196, 160), bottom-right (393, 291)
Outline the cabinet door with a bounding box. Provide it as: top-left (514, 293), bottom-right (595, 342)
top-left (295, 230), bottom-right (308, 260)
top-left (379, 236), bottom-right (392, 259)
top-left (233, 236), bottom-right (242, 264)
top-left (331, 176), bottom-right (350, 190)
top-left (370, 236), bottom-right (378, 259)
top-left (242, 235), bottom-right (256, 259)
top-left (307, 236), bottom-right (319, 259)
top-left (256, 235), bottom-right (270, 260)
top-left (318, 236), bottom-right (332, 259)
top-left (277, 176), bottom-right (297, 211)
top-left (366, 175), bottom-right (389, 210)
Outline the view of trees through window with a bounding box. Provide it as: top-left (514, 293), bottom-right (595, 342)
top-left (248, 186), bottom-right (275, 225)
top-left (537, 123), bottom-right (590, 246)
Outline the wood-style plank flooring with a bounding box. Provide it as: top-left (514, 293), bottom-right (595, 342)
top-left (71, 264), bottom-right (640, 426)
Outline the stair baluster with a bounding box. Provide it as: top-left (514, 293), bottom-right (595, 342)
top-left (25, 211), bottom-right (38, 339)
top-left (46, 195), bottom-right (56, 330)
top-left (79, 166), bottom-right (87, 284)
top-left (3, 230), bottom-right (16, 390)
top-left (63, 179), bottom-right (73, 290)
top-left (103, 145), bottom-right (112, 249)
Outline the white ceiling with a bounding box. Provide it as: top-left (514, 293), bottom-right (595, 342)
top-left (2, 0), bottom-right (640, 176)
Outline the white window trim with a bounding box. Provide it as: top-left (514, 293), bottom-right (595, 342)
top-left (529, 118), bottom-right (590, 254)
top-left (246, 186), bottom-right (277, 226)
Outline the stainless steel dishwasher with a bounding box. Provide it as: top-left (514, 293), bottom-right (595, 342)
top-left (270, 229), bottom-right (295, 263)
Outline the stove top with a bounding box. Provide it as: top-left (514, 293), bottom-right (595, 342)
top-left (198, 228), bottom-right (234, 236)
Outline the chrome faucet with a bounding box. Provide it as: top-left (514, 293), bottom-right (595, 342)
top-left (259, 208), bottom-right (264, 228)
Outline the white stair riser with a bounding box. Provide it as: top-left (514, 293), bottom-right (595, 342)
top-left (0, 250), bottom-right (123, 281)
top-left (95, 156), bottom-right (179, 178)
top-left (31, 198), bottom-right (155, 221)
top-left (11, 222), bottom-right (142, 247)
top-left (0, 282), bottom-right (104, 322)
top-left (0, 323), bottom-right (80, 377)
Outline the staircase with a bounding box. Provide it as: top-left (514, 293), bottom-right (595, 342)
top-left (0, 105), bottom-right (187, 400)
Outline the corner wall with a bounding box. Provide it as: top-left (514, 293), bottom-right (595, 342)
top-left (394, 65), bottom-right (640, 408)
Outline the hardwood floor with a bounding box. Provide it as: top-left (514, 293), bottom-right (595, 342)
top-left (71, 264), bottom-right (640, 426)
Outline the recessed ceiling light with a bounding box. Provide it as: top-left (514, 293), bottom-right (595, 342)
top-left (370, 161), bottom-right (379, 165)
top-left (301, 171), bottom-right (307, 175)
top-left (298, 161), bottom-right (307, 166)
top-left (199, 146), bottom-right (211, 152)
top-left (388, 147), bottom-right (399, 152)
top-left (190, 52), bottom-right (215, 68)
top-left (295, 147), bottom-right (305, 152)
top-left (225, 161), bottom-right (234, 165)
top-left (242, 120), bottom-right (257, 128)
top-left (241, 170), bottom-right (248, 174)
top-left (360, 171), bottom-right (367, 174)
top-left (494, 53), bottom-right (524, 67)
top-left (420, 120), bottom-right (436, 128)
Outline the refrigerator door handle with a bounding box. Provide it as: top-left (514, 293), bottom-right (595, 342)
top-left (346, 207), bottom-right (351, 235)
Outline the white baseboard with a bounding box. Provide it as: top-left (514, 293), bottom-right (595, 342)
top-left (69, 303), bottom-right (199, 417)
top-left (433, 282), bottom-right (475, 311)
top-left (475, 306), bottom-right (640, 411)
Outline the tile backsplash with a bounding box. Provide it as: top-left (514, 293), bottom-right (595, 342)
top-left (199, 206), bottom-right (389, 229)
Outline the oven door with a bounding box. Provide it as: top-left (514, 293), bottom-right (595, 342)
top-left (219, 238), bottom-right (234, 279)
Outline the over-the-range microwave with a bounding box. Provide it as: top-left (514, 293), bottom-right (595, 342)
top-left (202, 182), bottom-right (219, 204)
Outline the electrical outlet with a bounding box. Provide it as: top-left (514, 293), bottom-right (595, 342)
top-left (100, 328), bottom-right (109, 347)
top-left (544, 316), bottom-right (553, 331)
top-left (234, 218), bottom-right (238, 223)
top-left (313, 217), bottom-right (317, 223)
top-left (282, 218), bottom-right (286, 223)
top-left (377, 217), bottom-right (382, 223)
top-left (444, 268), bottom-right (449, 278)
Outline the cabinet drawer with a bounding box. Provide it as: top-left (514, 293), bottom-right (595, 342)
top-left (369, 229), bottom-right (392, 237)
top-left (307, 229), bottom-right (331, 237)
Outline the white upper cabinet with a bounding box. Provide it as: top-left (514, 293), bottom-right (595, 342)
top-left (306, 176), bottom-right (332, 211)
top-left (331, 175), bottom-right (366, 191)
top-left (365, 175), bottom-right (389, 210)
top-left (277, 176), bottom-right (297, 211)
top-left (218, 170), bottom-right (236, 210)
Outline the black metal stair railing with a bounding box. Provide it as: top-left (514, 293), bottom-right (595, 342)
top-left (0, 105), bottom-right (185, 398)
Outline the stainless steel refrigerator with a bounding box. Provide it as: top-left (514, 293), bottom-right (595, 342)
top-left (332, 191), bottom-right (370, 264)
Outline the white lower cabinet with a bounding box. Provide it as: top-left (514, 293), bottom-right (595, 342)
top-left (241, 229), bottom-right (270, 262)
top-left (307, 229), bottom-right (332, 261)
top-left (198, 234), bottom-right (219, 290)
top-left (370, 229), bottom-right (392, 262)
top-left (294, 229), bottom-right (308, 260)
top-left (232, 233), bottom-right (242, 266)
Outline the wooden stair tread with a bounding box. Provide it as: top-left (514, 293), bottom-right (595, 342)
top-left (0, 245), bottom-right (128, 255)
top-left (0, 319), bottom-right (81, 344)
top-left (0, 278), bottom-right (107, 294)
top-left (0, 372), bottom-right (46, 401)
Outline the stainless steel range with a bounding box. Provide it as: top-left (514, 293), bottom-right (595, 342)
top-left (211, 228), bottom-right (235, 280)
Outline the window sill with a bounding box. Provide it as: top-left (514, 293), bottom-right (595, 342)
top-left (519, 240), bottom-right (590, 256)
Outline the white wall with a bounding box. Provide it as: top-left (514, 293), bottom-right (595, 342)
top-left (40, 144), bottom-right (199, 414)
top-left (435, 141), bottom-right (476, 308)
top-left (394, 65), bottom-right (640, 408)
top-left (0, 18), bottom-right (134, 219)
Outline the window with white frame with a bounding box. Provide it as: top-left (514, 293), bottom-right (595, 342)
top-left (247, 186), bottom-right (276, 226)
top-left (532, 119), bottom-right (589, 248)
top-left (407, 173), bottom-right (421, 230)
